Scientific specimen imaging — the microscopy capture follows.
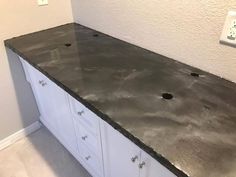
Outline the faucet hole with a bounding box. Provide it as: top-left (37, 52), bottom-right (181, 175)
top-left (65, 43), bottom-right (72, 47)
top-left (203, 105), bottom-right (210, 110)
top-left (190, 72), bottom-right (200, 77)
top-left (93, 34), bottom-right (99, 37)
top-left (162, 93), bottom-right (174, 100)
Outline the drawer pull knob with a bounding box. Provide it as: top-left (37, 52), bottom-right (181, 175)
top-left (82, 135), bottom-right (88, 140)
top-left (39, 80), bottom-right (47, 86)
top-left (139, 162), bottom-right (146, 169)
top-left (131, 156), bottom-right (138, 163)
top-left (77, 110), bottom-right (85, 116)
top-left (85, 156), bottom-right (91, 160)
top-left (42, 82), bottom-right (47, 86)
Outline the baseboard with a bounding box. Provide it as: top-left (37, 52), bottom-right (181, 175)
top-left (0, 121), bottom-right (42, 151)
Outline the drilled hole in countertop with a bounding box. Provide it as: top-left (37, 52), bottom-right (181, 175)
top-left (162, 93), bottom-right (174, 100)
top-left (190, 72), bottom-right (200, 77)
top-left (65, 43), bottom-right (72, 47)
top-left (93, 34), bottom-right (99, 37)
top-left (204, 105), bottom-right (211, 110)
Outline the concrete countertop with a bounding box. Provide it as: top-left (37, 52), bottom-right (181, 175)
top-left (5, 23), bottom-right (236, 177)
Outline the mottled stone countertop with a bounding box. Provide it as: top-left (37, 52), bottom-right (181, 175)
top-left (5, 23), bottom-right (236, 177)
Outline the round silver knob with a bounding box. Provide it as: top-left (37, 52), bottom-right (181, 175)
top-left (85, 156), bottom-right (91, 160)
top-left (131, 156), bottom-right (138, 163)
top-left (81, 135), bottom-right (88, 140)
top-left (41, 82), bottom-right (47, 86)
top-left (139, 162), bottom-right (145, 169)
top-left (39, 80), bottom-right (44, 84)
top-left (77, 110), bottom-right (85, 116)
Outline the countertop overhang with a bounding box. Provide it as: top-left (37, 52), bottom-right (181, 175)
top-left (4, 23), bottom-right (236, 177)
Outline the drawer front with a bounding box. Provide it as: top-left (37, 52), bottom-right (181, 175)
top-left (80, 146), bottom-right (103, 177)
top-left (70, 97), bottom-right (99, 134)
top-left (76, 122), bottom-right (100, 155)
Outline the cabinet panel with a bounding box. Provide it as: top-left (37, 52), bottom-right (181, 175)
top-left (27, 65), bottom-right (58, 129)
top-left (140, 151), bottom-right (177, 177)
top-left (19, 57), bottom-right (31, 83)
top-left (51, 84), bottom-right (77, 154)
top-left (25, 63), bottom-right (77, 155)
top-left (101, 121), bottom-right (140, 177)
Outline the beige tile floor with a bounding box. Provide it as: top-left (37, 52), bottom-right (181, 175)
top-left (0, 127), bottom-right (91, 177)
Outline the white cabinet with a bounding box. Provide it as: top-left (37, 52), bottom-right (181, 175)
top-left (19, 56), bottom-right (178, 177)
top-left (101, 121), bottom-right (140, 177)
top-left (101, 121), bottom-right (177, 177)
top-left (21, 59), bottom-right (78, 155)
top-left (27, 65), bottom-right (59, 130)
top-left (20, 58), bottom-right (104, 177)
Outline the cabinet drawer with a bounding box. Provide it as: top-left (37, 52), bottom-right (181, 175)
top-left (80, 146), bottom-right (103, 177)
top-left (69, 97), bottom-right (99, 134)
top-left (76, 122), bottom-right (100, 155)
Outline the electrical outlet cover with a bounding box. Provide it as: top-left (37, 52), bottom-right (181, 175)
top-left (37, 0), bottom-right (48, 6)
top-left (220, 10), bottom-right (236, 47)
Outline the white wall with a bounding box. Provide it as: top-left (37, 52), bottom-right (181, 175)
top-left (0, 0), bottom-right (73, 141)
top-left (71, 0), bottom-right (236, 82)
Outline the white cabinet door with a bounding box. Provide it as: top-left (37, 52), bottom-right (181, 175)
top-left (101, 121), bottom-right (140, 177)
top-left (26, 64), bottom-right (77, 154)
top-left (50, 83), bottom-right (78, 154)
top-left (27, 66), bottom-right (58, 130)
top-left (140, 151), bottom-right (177, 177)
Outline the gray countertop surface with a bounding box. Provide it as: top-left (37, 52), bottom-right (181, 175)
top-left (5, 23), bottom-right (236, 177)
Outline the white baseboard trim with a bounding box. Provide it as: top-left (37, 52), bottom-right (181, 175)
top-left (0, 121), bottom-right (42, 151)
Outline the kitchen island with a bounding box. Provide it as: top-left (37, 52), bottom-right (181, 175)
top-left (5, 23), bottom-right (236, 177)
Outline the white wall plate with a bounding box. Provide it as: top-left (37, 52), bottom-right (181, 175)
top-left (37, 0), bottom-right (48, 6)
top-left (220, 10), bottom-right (236, 47)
